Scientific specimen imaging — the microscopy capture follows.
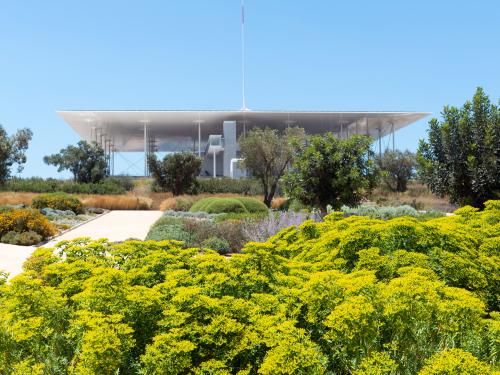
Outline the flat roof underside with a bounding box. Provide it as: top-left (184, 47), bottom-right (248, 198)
top-left (58, 110), bottom-right (430, 152)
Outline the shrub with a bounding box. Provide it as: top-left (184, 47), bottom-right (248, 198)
top-left (190, 197), bottom-right (268, 214)
top-left (0, 177), bottom-right (131, 194)
top-left (196, 178), bottom-right (263, 195)
top-left (201, 236), bottom-right (231, 255)
top-left (1, 230), bottom-right (42, 246)
top-left (418, 349), bottom-right (495, 375)
top-left (148, 153), bottom-right (201, 195)
top-left (340, 204), bottom-right (421, 220)
top-left (32, 193), bottom-right (84, 214)
top-left (0, 208), bottom-right (57, 240)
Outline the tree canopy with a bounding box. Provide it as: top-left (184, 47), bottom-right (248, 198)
top-left (239, 127), bottom-right (305, 207)
top-left (43, 141), bottom-right (108, 183)
top-left (0, 125), bottom-right (33, 183)
top-left (283, 134), bottom-right (378, 212)
top-left (417, 87), bottom-right (499, 207)
top-left (378, 149), bottom-right (416, 192)
top-left (148, 152), bottom-right (202, 195)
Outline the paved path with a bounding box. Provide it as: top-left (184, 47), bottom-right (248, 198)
top-left (0, 210), bottom-right (163, 279)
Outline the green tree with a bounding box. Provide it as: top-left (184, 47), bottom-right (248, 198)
top-left (0, 125), bottom-right (33, 183)
top-left (43, 141), bottom-right (107, 183)
top-left (238, 127), bottom-right (305, 207)
top-left (417, 87), bottom-right (499, 207)
top-left (378, 149), bottom-right (416, 192)
top-left (283, 134), bottom-right (377, 212)
top-left (148, 152), bottom-right (202, 195)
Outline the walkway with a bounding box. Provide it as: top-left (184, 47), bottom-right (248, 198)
top-left (0, 210), bottom-right (163, 279)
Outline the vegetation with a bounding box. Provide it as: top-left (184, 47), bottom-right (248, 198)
top-left (0, 125), bottom-right (32, 184)
top-left (417, 87), bottom-right (499, 207)
top-left (340, 203), bottom-right (444, 220)
top-left (378, 149), bottom-right (416, 192)
top-left (284, 134), bottom-right (378, 212)
top-left (239, 127), bottom-right (305, 207)
top-left (32, 192), bottom-right (84, 214)
top-left (196, 177), bottom-right (263, 195)
top-left (148, 152), bottom-right (202, 196)
top-left (0, 208), bottom-right (56, 244)
top-left (80, 195), bottom-right (152, 210)
top-left (44, 141), bottom-right (108, 183)
top-left (0, 177), bottom-right (132, 194)
top-left (189, 196), bottom-right (268, 214)
top-left (0, 201), bottom-right (498, 373)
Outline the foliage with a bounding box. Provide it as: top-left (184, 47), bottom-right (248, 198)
top-left (283, 134), bottom-right (378, 212)
top-left (0, 230), bottom-right (42, 245)
top-left (0, 125), bottom-right (33, 183)
top-left (239, 127), bottom-right (305, 207)
top-left (0, 201), bottom-right (498, 373)
top-left (201, 236), bottom-right (231, 255)
top-left (0, 208), bottom-right (57, 240)
top-left (80, 194), bottom-right (152, 210)
top-left (417, 87), bottom-right (499, 207)
top-left (32, 192), bottom-right (84, 214)
top-left (378, 149), bottom-right (416, 192)
top-left (0, 177), bottom-right (131, 194)
top-left (339, 204), bottom-right (444, 220)
top-left (44, 141), bottom-right (108, 183)
top-left (148, 152), bottom-right (202, 196)
top-left (189, 196), bottom-right (268, 214)
top-left (196, 177), bottom-right (263, 195)
top-left (418, 348), bottom-right (496, 375)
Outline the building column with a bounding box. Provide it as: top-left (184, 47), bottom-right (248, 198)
top-left (144, 123), bottom-right (148, 176)
top-left (213, 150), bottom-right (217, 178)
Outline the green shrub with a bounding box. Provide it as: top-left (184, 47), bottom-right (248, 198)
top-left (340, 204), bottom-right (421, 220)
top-left (32, 192), bottom-right (84, 214)
top-left (1, 230), bottom-right (42, 246)
top-left (1, 177), bottom-right (131, 194)
top-left (196, 178), bottom-right (263, 195)
top-left (201, 236), bottom-right (231, 255)
top-left (190, 197), bottom-right (268, 214)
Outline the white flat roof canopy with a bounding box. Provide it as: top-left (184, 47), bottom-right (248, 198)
top-left (58, 110), bottom-right (430, 152)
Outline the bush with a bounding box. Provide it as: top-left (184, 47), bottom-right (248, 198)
top-left (190, 197), bottom-right (268, 214)
top-left (2, 202), bottom-right (498, 373)
top-left (148, 153), bottom-right (201, 195)
top-left (196, 178), bottom-right (263, 195)
top-left (1, 230), bottom-right (42, 246)
top-left (32, 192), bottom-right (84, 214)
top-left (340, 204), bottom-right (422, 220)
top-left (0, 208), bottom-right (57, 240)
top-left (201, 236), bottom-right (231, 255)
top-left (1, 177), bottom-right (131, 194)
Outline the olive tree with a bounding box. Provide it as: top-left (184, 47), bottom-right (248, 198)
top-left (417, 87), bottom-right (499, 207)
top-left (283, 134), bottom-right (377, 212)
top-left (148, 152), bottom-right (202, 196)
top-left (238, 127), bottom-right (305, 207)
top-left (44, 141), bottom-right (107, 183)
top-left (378, 149), bottom-right (416, 192)
top-left (0, 125), bottom-right (33, 183)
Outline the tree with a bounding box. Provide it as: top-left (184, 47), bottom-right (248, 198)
top-left (283, 134), bottom-right (377, 212)
top-left (148, 152), bottom-right (202, 196)
top-left (239, 127), bottom-right (305, 207)
top-left (44, 141), bottom-right (107, 183)
top-left (417, 87), bottom-right (499, 207)
top-left (0, 125), bottom-right (33, 183)
top-left (378, 149), bottom-right (416, 192)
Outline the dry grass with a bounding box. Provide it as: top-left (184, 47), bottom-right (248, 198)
top-left (0, 192), bottom-right (37, 206)
top-left (368, 182), bottom-right (457, 212)
top-left (80, 194), bottom-right (153, 210)
top-left (271, 197), bottom-right (287, 209)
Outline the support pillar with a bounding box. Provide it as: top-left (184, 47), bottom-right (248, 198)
top-left (144, 123), bottom-right (149, 176)
top-left (198, 122), bottom-right (201, 157)
top-left (213, 150), bottom-right (217, 178)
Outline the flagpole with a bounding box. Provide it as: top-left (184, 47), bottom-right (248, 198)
top-left (241, 0), bottom-right (248, 111)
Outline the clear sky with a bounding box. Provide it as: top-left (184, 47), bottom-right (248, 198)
top-left (0, 0), bottom-right (498, 178)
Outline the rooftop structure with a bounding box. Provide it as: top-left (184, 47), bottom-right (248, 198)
top-left (58, 109), bottom-right (430, 177)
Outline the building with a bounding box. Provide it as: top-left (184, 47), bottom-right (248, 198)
top-left (58, 110), bottom-right (429, 177)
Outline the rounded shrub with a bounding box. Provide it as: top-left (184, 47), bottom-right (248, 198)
top-left (190, 197), bottom-right (268, 214)
top-left (1, 230), bottom-right (43, 246)
top-left (32, 192), bottom-right (84, 214)
top-left (0, 208), bottom-right (57, 240)
top-left (201, 236), bottom-right (231, 255)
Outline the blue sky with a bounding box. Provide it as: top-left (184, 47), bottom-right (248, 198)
top-left (0, 0), bottom-right (498, 178)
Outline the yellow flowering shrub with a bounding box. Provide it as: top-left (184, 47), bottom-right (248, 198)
top-left (0, 208), bottom-right (57, 240)
top-left (0, 200), bottom-right (498, 373)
